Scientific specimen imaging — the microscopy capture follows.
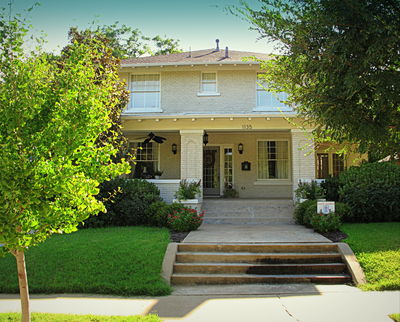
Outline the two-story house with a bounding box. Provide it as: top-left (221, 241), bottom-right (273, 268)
top-left (119, 42), bottom-right (363, 203)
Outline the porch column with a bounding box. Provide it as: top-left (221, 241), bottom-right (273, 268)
top-left (291, 129), bottom-right (316, 198)
top-left (179, 129), bottom-right (203, 185)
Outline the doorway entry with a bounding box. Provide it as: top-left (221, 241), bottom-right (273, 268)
top-left (203, 146), bottom-right (220, 196)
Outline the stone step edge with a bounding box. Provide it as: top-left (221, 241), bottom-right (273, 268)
top-left (176, 252), bottom-right (340, 256)
top-left (171, 273), bottom-right (351, 278)
top-left (174, 262), bottom-right (346, 267)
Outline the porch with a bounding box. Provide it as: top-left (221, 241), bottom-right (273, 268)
top-left (124, 128), bottom-right (316, 202)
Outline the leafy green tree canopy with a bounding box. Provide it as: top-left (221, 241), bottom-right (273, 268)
top-left (0, 10), bottom-right (130, 321)
top-left (240, 0), bottom-right (400, 155)
top-left (80, 22), bottom-right (182, 59)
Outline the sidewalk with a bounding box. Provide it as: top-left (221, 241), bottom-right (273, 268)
top-left (1, 285), bottom-right (399, 322)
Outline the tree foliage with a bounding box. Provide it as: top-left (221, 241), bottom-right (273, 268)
top-left (240, 0), bottom-right (400, 155)
top-left (84, 22), bottom-right (182, 59)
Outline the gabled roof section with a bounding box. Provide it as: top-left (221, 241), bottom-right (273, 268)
top-left (121, 48), bottom-right (272, 67)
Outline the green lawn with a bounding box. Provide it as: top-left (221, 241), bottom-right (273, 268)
top-left (0, 313), bottom-right (161, 321)
top-left (0, 226), bottom-right (171, 296)
top-left (342, 222), bottom-right (400, 291)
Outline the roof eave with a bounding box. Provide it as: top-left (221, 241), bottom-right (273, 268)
top-left (120, 61), bottom-right (260, 68)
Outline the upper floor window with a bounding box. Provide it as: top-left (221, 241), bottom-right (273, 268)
top-left (257, 140), bottom-right (289, 180)
top-left (199, 72), bottom-right (218, 94)
top-left (129, 74), bottom-right (160, 111)
top-left (198, 72), bottom-right (220, 97)
top-left (255, 74), bottom-right (291, 111)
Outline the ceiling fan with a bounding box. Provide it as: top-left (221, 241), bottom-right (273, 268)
top-left (134, 132), bottom-right (167, 144)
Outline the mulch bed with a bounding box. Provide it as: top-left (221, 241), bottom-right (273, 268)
top-left (170, 231), bottom-right (190, 243)
top-left (320, 230), bottom-right (348, 242)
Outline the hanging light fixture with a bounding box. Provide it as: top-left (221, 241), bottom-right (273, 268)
top-left (203, 131), bottom-right (209, 146)
top-left (171, 143), bottom-right (177, 154)
top-left (238, 143), bottom-right (244, 154)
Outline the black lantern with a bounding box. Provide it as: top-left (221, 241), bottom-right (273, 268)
top-left (203, 131), bottom-right (209, 146)
top-left (238, 143), bottom-right (244, 154)
top-left (171, 143), bottom-right (177, 154)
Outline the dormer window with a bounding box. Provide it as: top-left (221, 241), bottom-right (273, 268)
top-left (198, 72), bottom-right (220, 96)
top-left (128, 74), bottom-right (162, 112)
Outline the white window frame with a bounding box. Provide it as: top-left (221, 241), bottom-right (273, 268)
top-left (197, 72), bottom-right (220, 96)
top-left (255, 139), bottom-right (291, 184)
top-left (128, 140), bottom-right (161, 178)
top-left (127, 73), bottom-right (162, 113)
top-left (254, 73), bottom-right (292, 112)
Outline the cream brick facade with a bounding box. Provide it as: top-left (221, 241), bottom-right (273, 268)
top-left (291, 129), bottom-right (316, 196)
top-left (120, 67), bottom-right (268, 115)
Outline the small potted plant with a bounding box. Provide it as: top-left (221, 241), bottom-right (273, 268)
top-left (173, 179), bottom-right (202, 211)
top-left (154, 170), bottom-right (163, 179)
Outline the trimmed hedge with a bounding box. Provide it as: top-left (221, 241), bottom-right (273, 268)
top-left (339, 162), bottom-right (400, 222)
top-left (83, 178), bottom-right (162, 227)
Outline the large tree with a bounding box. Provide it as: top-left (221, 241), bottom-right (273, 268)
top-left (239, 0), bottom-right (400, 156)
top-left (0, 12), bottom-right (129, 322)
top-left (85, 22), bottom-right (182, 59)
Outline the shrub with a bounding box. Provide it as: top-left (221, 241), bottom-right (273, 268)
top-left (339, 162), bottom-right (400, 222)
top-left (294, 199), bottom-right (316, 225)
top-left (83, 178), bottom-right (162, 227)
top-left (303, 200), bottom-right (318, 227)
top-left (147, 201), bottom-right (170, 227)
top-left (167, 206), bottom-right (204, 232)
top-left (175, 179), bottom-right (201, 200)
top-left (321, 176), bottom-right (340, 202)
top-left (295, 180), bottom-right (325, 200)
top-left (310, 212), bottom-right (342, 233)
top-left (334, 202), bottom-right (352, 221)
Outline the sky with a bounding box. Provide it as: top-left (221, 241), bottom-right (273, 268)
top-left (5, 0), bottom-right (278, 55)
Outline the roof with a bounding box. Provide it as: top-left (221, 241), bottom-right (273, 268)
top-left (121, 48), bottom-right (272, 67)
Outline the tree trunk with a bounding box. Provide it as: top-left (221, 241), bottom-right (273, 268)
top-left (15, 250), bottom-right (30, 322)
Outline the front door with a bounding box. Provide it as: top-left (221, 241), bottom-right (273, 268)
top-left (203, 147), bottom-right (220, 196)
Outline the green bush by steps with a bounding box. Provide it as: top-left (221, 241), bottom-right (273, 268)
top-left (339, 162), bottom-right (400, 222)
top-left (83, 178), bottom-right (162, 227)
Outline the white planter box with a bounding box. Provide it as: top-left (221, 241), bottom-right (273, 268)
top-left (173, 199), bottom-right (202, 212)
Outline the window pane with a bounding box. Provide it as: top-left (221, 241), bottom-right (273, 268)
top-left (201, 83), bottom-right (217, 92)
top-left (258, 141), bottom-right (289, 179)
top-left (202, 73), bottom-right (216, 81)
top-left (144, 92), bottom-right (159, 108)
top-left (131, 92), bottom-right (145, 108)
top-left (317, 153), bottom-right (329, 179)
top-left (333, 153), bottom-right (345, 177)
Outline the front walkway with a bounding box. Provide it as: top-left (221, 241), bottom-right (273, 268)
top-left (184, 223), bottom-right (331, 243)
top-left (185, 199), bottom-right (330, 243)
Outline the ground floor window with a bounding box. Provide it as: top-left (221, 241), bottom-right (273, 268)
top-left (128, 142), bottom-right (159, 179)
top-left (332, 153), bottom-right (345, 177)
top-left (257, 141), bottom-right (289, 179)
top-left (317, 152), bottom-right (345, 178)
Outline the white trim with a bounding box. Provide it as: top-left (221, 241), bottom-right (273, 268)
top-left (121, 61), bottom-right (260, 68)
top-left (147, 179), bottom-right (180, 184)
top-left (125, 107), bottom-right (163, 113)
top-left (252, 106), bottom-right (293, 112)
top-left (197, 92), bottom-right (221, 97)
top-left (121, 113), bottom-right (298, 119)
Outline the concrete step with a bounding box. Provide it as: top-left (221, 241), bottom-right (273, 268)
top-left (171, 273), bottom-right (352, 285)
top-left (176, 252), bottom-right (343, 264)
top-left (203, 217), bottom-right (295, 225)
top-left (173, 262), bottom-right (348, 275)
top-left (178, 243), bottom-right (338, 254)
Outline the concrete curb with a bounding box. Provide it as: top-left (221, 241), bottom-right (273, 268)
top-left (161, 243), bottom-right (178, 285)
top-left (336, 242), bottom-right (367, 286)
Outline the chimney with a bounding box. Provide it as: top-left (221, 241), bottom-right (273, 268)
top-left (215, 39), bottom-right (220, 51)
top-left (225, 46), bottom-right (229, 58)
